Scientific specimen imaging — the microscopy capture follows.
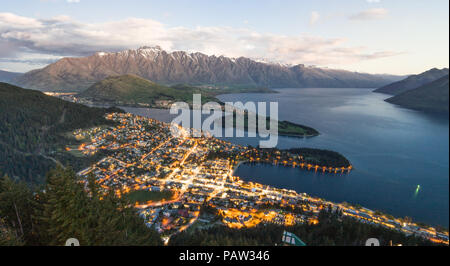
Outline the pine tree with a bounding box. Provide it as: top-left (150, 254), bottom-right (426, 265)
top-left (0, 175), bottom-right (38, 244)
top-left (35, 167), bottom-right (86, 245)
top-left (34, 166), bottom-right (162, 246)
top-left (0, 223), bottom-right (24, 246)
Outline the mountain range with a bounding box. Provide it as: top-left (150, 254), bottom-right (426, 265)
top-left (386, 75), bottom-right (449, 114)
top-left (374, 68), bottom-right (449, 95)
top-left (0, 69), bottom-right (22, 83)
top-left (12, 46), bottom-right (404, 92)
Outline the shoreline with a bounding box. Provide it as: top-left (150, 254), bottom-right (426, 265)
top-left (234, 160), bottom-right (352, 174)
top-left (90, 101), bottom-right (446, 227)
top-left (231, 160), bottom-right (247, 176)
top-left (85, 101), bottom-right (321, 138)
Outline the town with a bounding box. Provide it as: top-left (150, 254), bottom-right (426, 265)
top-left (72, 112), bottom-right (449, 245)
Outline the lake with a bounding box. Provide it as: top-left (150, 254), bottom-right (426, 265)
top-left (123, 88), bottom-right (449, 227)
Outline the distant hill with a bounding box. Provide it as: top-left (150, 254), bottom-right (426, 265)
top-left (0, 70), bottom-right (22, 83)
top-left (80, 74), bottom-right (320, 137)
top-left (374, 68), bottom-right (449, 95)
top-left (0, 82), bottom-right (121, 184)
top-left (78, 74), bottom-right (218, 107)
top-left (13, 46), bottom-right (402, 92)
top-left (385, 75), bottom-right (449, 114)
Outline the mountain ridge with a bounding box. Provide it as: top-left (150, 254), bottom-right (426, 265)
top-left (374, 68), bottom-right (449, 95)
top-left (385, 75), bottom-right (449, 114)
top-left (12, 46), bottom-right (404, 92)
top-left (0, 70), bottom-right (22, 83)
top-left (78, 74), bottom-right (218, 107)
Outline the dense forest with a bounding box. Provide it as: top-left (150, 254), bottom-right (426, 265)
top-left (170, 208), bottom-right (434, 246)
top-left (0, 167), bottom-right (162, 246)
top-left (0, 82), bottom-right (123, 184)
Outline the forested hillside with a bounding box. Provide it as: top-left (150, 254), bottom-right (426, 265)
top-left (0, 167), bottom-right (162, 245)
top-left (0, 82), bottom-right (122, 184)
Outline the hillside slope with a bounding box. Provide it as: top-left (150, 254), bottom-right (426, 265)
top-left (385, 75), bottom-right (449, 114)
top-left (78, 74), bottom-right (218, 107)
top-left (0, 82), bottom-right (121, 183)
top-left (374, 68), bottom-right (449, 95)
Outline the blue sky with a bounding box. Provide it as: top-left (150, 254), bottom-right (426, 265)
top-left (0, 0), bottom-right (448, 75)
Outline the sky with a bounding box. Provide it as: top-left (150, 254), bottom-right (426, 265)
top-left (0, 0), bottom-right (448, 75)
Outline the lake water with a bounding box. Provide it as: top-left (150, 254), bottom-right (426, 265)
top-left (123, 88), bottom-right (449, 227)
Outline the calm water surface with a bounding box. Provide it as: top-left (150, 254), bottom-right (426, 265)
top-left (124, 88), bottom-right (449, 227)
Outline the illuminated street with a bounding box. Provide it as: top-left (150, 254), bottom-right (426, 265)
top-left (75, 112), bottom-right (449, 245)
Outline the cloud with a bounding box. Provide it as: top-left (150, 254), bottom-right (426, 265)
top-left (0, 41), bottom-right (19, 57)
top-left (0, 12), bottom-right (400, 69)
top-left (349, 8), bottom-right (388, 20)
top-left (67, 0), bottom-right (80, 3)
top-left (0, 13), bottom-right (41, 29)
top-left (309, 11), bottom-right (320, 25)
top-left (366, 0), bottom-right (381, 3)
top-left (0, 57), bottom-right (59, 65)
